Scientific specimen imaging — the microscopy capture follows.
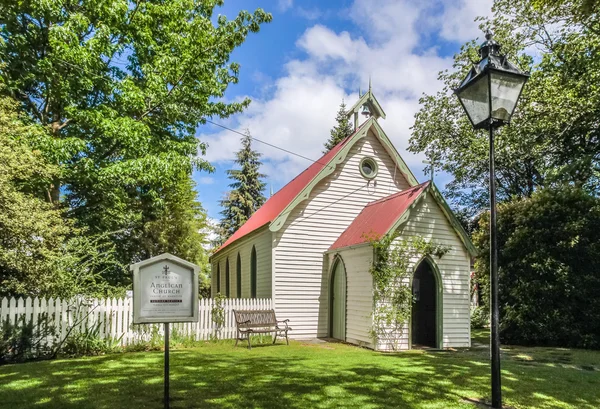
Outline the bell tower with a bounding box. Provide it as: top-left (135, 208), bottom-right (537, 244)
top-left (346, 78), bottom-right (386, 130)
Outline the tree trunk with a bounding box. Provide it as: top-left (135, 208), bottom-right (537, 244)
top-left (50, 179), bottom-right (60, 205)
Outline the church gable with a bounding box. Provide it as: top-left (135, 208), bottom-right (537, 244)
top-left (276, 126), bottom-right (413, 244)
top-left (270, 118), bottom-right (417, 233)
top-left (213, 91), bottom-right (420, 257)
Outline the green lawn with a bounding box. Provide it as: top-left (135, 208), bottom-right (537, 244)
top-left (1, 332), bottom-right (599, 409)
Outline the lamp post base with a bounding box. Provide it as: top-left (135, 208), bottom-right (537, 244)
top-left (462, 397), bottom-right (515, 409)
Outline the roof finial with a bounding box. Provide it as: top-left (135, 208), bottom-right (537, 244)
top-left (359, 86), bottom-right (362, 97)
top-left (368, 76), bottom-right (372, 93)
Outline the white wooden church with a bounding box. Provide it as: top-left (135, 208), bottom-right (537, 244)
top-left (210, 89), bottom-right (475, 351)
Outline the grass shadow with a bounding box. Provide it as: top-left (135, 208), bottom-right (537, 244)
top-left (0, 337), bottom-right (599, 409)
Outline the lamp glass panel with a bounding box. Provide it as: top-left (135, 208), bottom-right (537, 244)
top-left (490, 71), bottom-right (527, 122)
top-left (456, 74), bottom-right (489, 127)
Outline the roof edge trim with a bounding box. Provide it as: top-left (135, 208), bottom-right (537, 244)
top-left (347, 89), bottom-right (386, 119)
top-left (269, 118), bottom-right (374, 232)
top-left (324, 241), bottom-right (373, 254)
top-left (385, 183), bottom-right (477, 257)
top-left (374, 185), bottom-right (429, 246)
top-left (210, 223), bottom-right (271, 259)
top-left (372, 120), bottom-right (419, 186)
top-left (428, 183), bottom-right (478, 257)
top-left (326, 182), bottom-right (477, 257)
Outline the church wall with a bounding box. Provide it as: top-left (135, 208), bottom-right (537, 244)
top-left (211, 227), bottom-right (272, 299)
top-left (325, 245), bottom-right (375, 348)
top-left (375, 192), bottom-right (471, 351)
top-left (272, 129), bottom-right (412, 339)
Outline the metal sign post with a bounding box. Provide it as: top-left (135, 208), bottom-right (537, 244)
top-left (130, 253), bottom-right (199, 409)
top-left (164, 323), bottom-right (170, 409)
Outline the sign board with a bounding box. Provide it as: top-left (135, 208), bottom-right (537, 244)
top-left (131, 253), bottom-right (199, 324)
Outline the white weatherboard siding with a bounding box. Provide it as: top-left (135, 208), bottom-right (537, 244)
top-left (376, 192), bottom-right (471, 351)
top-left (211, 227), bottom-right (272, 299)
top-left (328, 246), bottom-right (375, 348)
top-left (273, 130), bottom-right (411, 339)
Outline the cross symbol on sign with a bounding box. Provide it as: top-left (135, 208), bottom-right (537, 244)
top-left (162, 264), bottom-right (170, 275)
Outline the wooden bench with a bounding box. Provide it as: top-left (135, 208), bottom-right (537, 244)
top-left (232, 309), bottom-right (291, 349)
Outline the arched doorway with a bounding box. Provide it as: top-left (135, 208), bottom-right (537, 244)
top-left (411, 259), bottom-right (441, 348)
top-left (330, 258), bottom-right (346, 341)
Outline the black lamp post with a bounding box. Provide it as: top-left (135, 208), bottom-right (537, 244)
top-left (454, 30), bottom-right (529, 409)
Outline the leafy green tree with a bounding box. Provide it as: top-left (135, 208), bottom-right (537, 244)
top-left (0, 95), bottom-right (122, 298)
top-left (0, 1), bottom-right (271, 279)
top-left (531, 0), bottom-right (600, 20)
top-left (0, 96), bottom-right (68, 296)
top-left (473, 186), bottom-right (600, 348)
top-left (324, 99), bottom-right (353, 153)
top-left (218, 133), bottom-right (266, 242)
top-left (409, 1), bottom-right (599, 213)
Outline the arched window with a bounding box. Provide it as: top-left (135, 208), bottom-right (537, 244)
top-left (251, 246), bottom-right (257, 298)
top-left (236, 253), bottom-right (242, 298)
top-left (225, 258), bottom-right (230, 297)
top-left (216, 263), bottom-right (221, 294)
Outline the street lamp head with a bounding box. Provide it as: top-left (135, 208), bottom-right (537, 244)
top-left (454, 30), bottom-right (529, 130)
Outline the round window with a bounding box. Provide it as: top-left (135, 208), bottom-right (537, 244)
top-left (359, 157), bottom-right (378, 179)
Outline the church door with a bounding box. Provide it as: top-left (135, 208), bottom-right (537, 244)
top-left (331, 259), bottom-right (346, 341)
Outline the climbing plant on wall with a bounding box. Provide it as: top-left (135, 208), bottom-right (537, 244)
top-left (211, 293), bottom-right (226, 341)
top-left (369, 234), bottom-right (449, 350)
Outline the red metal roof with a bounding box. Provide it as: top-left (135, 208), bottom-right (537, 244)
top-left (214, 125), bottom-right (364, 255)
top-left (329, 182), bottom-right (430, 251)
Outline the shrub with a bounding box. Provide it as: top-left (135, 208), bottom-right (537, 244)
top-left (125, 323), bottom-right (165, 352)
top-left (61, 323), bottom-right (122, 357)
top-left (474, 186), bottom-right (600, 348)
top-left (471, 307), bottom-right (489, 329)
top-left (0, 313), bottom-right (56, 363)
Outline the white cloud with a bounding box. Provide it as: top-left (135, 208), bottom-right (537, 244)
top-left (198, 0), bottom-right (494, 187)
top-left (349, 0), bottom-right (422, 46)
top-left (198, 176), bottom-right (215, 185)
top-left (439, 0), bottom-right (494, 43)
top-left (296, 7), bottom-right (323, 21)
top-left (278, 0), bottom-right (293, 13)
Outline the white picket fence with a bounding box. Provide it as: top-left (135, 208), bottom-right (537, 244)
top-left (0, 297), bottom-right (272, 346)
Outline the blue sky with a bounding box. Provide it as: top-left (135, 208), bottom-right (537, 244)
top-left (195, 0), bottom-right (493, 220)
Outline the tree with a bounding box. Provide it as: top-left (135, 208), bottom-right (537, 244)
top-left (409, 1), bottom-right (600, 214)
top-left (324, 99), bottom-right (353, 153)
top-left (140, 178), bottom-right (209, 264)
top-left (0, 95), bottom-right (122, 298)
top-left (473, 186), bottom-right (600, 348)
top-left (139, 177), bottom-right (211, 281)
top-left (0, 1), bottom-right (272, 281)
top-left (531, 0), bottom-right (600, 21)
top-left (218, 133), bottom-right (266, 242)
top-left (0, 95), bottom-right (68, 296)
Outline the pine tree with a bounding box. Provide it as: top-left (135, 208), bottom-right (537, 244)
top-left (324, 99), bottom-right (353, 153)
top-left (218, 133), bottom-right (267, 243)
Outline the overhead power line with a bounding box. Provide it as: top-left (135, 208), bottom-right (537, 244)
top-left (205, 120), bottom-right (329, 167)
top-left (53, 58), bottom-right (332, 169)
